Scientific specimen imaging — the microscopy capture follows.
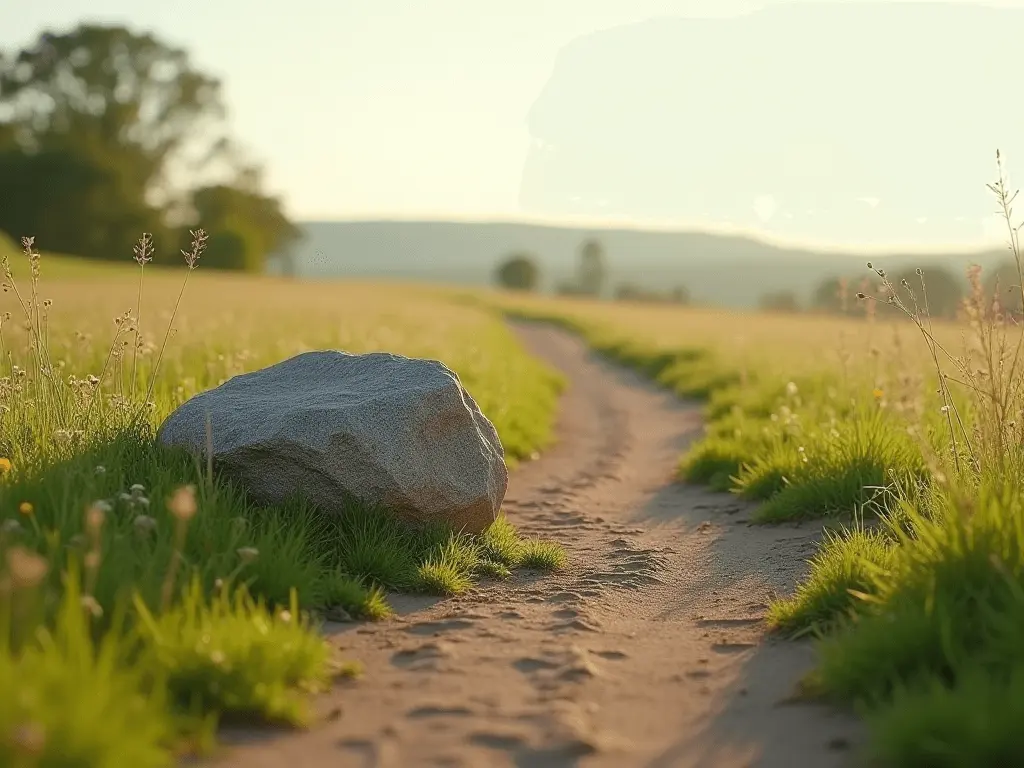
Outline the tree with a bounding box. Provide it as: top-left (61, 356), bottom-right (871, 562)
top-left (0, 147), bottom-right (165, 259)
top-left (812, 276), bottom-right (853, 314)
top-left (890, 267), bottom-right (963, 319)
top-left (202, 230), bottom-right (249, 271)
top-left (495, 253), bottom-right (540, 291)
top-left (577, 239), bottom-right (607, 297)
top-left (555, 281), bottom-right (582, 296)
top-left (0, 24), bottom-right (224, 196)
top-left (759, 291), bottom-right (801, 313)
top-left (0, 23), bottom-right (293, 270)
top-left (614, 282), bottom-right (691, 304)
top-left (185, 179), bottom-right (301, 272)
top-left (983, 261), bottom-right (1024, 317)
top-left (670, 285), bottom-right (691, 305)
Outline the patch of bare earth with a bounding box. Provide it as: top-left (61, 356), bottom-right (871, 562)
top-left (209, 322), bottom-right (864, 768)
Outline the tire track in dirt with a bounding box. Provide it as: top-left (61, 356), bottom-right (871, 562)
top-left (210, 321), bottom-right (863, 768)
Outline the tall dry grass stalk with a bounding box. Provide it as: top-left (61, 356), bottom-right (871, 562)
top-left (860, 150), bottom-right (1024, 485)
top-left (0, 228), bottom-right (207, 443)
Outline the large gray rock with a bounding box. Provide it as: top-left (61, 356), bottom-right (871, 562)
top-left (157, 350), bottom-right (507, 534)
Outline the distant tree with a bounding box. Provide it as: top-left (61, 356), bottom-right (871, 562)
top-left (614, 282), bottom-right (646, 301)
top-left (812, 276), bottom-right (853, 314)
top-left (577, 239), bottom-right (607, 297)
top-left (0, 24), bottom-right (225, 257)
top-left (495, 253), bottom-right (540, 291)
top-left (200, 230), bottom-right (248, 270)
top-left (0, 148), bottom-right (163, 258)
top-left (670, 285), bottom-right (691, 305)
top-left (0, 23), bottom-right (297, 271)
top-left (890, 267), bottom-right (963, 319)
top-left (759, 290), bottom-right (801, 313)
top-left (614, 282), bottom-right (691, 305)
top-left (184, 177), bottom-right (301, 272)
top-left (982, 261), bottom-right (1024, 317)
top-left (812, 273), bottom-right (884, 317)
top-left (555, 281), bottom-right (581, 296)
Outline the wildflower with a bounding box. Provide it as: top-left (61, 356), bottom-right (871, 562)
top-left (6, 547), bottom-right (48, 588)
top-left (168, 485), bottom-right (198, 521)
top-left (872, 388), bottom-right (884, 400)
top-left (0, 458), bottom-right (11, 474)
top-left (785, 381), bottom-right (798, 397)
top-left (80, 594), bottom-right (103, 618)
top-left (92, 500), bottom-right (113, 515)
top-left (133, 515), bottom-right (158, 535)
top-left (129, 483), bottom-right (145, 497)
top-left (94, 465), bottom-right (106, 476)
top-left (237, 546), bottom-right (259, 564)
top-left (277, 609), bottom-right (292, 624)
top-left (85, 503), bottom-right (105, 535)
top-left (10, 722), bottom-right (46, 755)
top-left (18, 502), bottom-right (33, 516)
top-left (133, 233), bottom-right (154, 266)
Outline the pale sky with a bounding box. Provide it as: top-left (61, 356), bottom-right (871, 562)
top-left (2, 0), bottom-right (1024, 250)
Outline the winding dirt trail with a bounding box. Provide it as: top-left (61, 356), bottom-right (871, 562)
top-left (214, 322), bottom-right (864, 768)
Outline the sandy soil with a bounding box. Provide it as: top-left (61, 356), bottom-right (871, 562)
top-left (211, 322), bottom-right (864, 768)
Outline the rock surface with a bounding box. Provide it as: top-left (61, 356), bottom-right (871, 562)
top-left (157, 350), bottom-right (508, 533)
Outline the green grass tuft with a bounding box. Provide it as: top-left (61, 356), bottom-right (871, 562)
top-left (321, 570), bottom-right (393, 620)
top-left (518, 540), bottom-right (567, 571)
top-left (768, 525), bottom-right (895, 636)
top-left (0, 569), bottom-right (174, 768)
top-left (134, 579), bottom-right (333, 728)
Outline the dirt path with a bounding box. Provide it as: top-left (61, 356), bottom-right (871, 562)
top-left (214, 322), bottom-right (864, 768)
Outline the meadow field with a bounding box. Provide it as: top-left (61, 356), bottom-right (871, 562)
top-left (2, 229), bottom-right (1023, 767)
top-left (0, 239), bottom-right (567, 765)
top-left (487, 266), bottom-right (1024, 765)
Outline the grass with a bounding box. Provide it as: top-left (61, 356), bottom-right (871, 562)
top-left (0, 233), bottom-right (567, 764)
top-left (499, 308), bottom-right (935, 525)
top-left (488, 154), bottom-right (1024, 765)
top-left (16, 152), bottom-right (1024, 765)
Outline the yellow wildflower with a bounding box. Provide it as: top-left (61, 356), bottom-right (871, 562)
top-left (18, 502), bottom-right (33, 516)
top-left (0, 458), bottom-right (10, 474)
top-left (872, 388), bottom-right (884, 400)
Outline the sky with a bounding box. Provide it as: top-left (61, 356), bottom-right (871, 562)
top-left (2, 0), bottom-right (1024, 251)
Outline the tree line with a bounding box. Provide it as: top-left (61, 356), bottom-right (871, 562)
top-left (0, 23), bottom-right (300, 271)
top-left (494, 239), bottom-right (690, 305)
top-left (497, 245), bottom-right (1022, 319)
top-left (795, 263), bottom-right (1023, 320)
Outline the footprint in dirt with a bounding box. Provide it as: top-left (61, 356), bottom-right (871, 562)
top-left (405, 618), bottom-right (476, 636)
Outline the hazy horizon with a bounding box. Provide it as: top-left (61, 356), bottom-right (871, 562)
top-left (3, 0), bottom-right (1023, 251)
